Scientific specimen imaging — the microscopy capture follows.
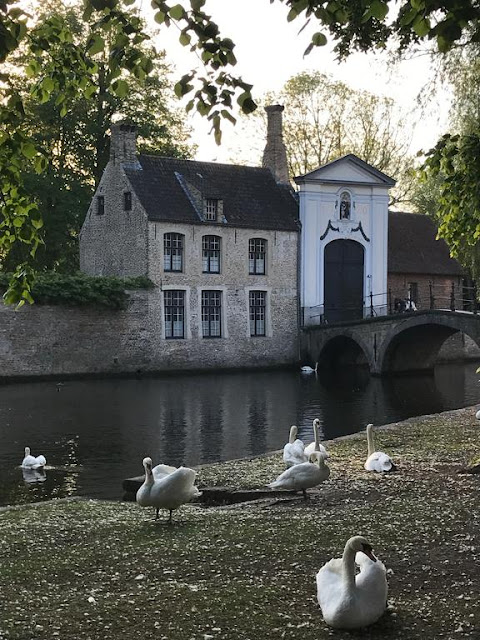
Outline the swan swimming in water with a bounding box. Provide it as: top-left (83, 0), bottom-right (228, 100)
top-left (364, 424), bottom-right (396, 473)
top-left (21, 447), bottom-right (46, 470)
top-left (268, 451), bottom-right (330, 499)
top-left (304, 418), bottom-right (329, 458)
top-left (316, 535), bottom-right (388, 629)
top-left (136, 457), bottom-right (202, 523)
top-left (300, 362), bottom-right (318, 373)
top-left (283, 425), bottom-right (308, 467)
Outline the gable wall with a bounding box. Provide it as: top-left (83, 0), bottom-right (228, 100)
top-left (299, 181), bottom-right (390, 322)
top-left (79, 162), bottom-right (148, 277)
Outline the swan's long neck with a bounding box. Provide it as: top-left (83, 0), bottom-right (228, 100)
top-left (25, 447), bottom-right (30, 456)
top-left (144, 465), bottom-right (154, 486)
top-left (289, 426), bottom-right (297, 444)
top-left (313, 421), bottom-right (320, 451)
top-left (366, 424), bottom-right (375, 457)
top-left (341, 542), bottom-right (357, 590)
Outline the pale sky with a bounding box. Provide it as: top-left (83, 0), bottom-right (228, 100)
top-left (140, 0), bottom-right (452, 164)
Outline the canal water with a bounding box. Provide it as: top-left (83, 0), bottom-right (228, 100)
top-left (1, 361), bottom-right (479, 506)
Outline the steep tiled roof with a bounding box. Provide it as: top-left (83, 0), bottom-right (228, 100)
top-left (388, 211), bottom-right (464, 276)
top-left (123, 155), bottom-right (299, 232)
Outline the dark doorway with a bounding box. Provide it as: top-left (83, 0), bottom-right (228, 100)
top-left (324, 239), bottom-right (364, 322)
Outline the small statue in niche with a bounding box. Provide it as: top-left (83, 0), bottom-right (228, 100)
top-left (339, 192), bottom-right (351, 220)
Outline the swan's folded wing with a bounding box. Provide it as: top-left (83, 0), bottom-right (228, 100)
top-left (283, 440), bottom-right (307, 466)
top-left (268, 464), bottom-right (300, 489)
top-left (365, 452), bottom-right (393, 472)
top-left (152, 463), bottom-right (177, 478)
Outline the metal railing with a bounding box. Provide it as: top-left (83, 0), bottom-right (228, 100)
top-left (302, 282), bottom-right (477, 327)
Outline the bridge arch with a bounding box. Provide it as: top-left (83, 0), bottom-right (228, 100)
top-left (302, 311), bottom-right (480, 376)
top-left (377, 313), bottom-right (480, 375)
top-left (314, 334), bottom-right (372, 372)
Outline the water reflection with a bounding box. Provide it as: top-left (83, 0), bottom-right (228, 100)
top-left (22, 467), bottom-right (46, 484)
top-left (0, 361), bottom-right (479, 506)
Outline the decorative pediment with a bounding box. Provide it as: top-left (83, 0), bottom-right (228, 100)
top-left (295, 154), bottom-right (396, 187)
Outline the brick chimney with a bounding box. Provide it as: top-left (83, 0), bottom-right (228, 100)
top-left (109, 122), bottom-right (137, 164)
top-left (262, 104), bottom-right (289, 184)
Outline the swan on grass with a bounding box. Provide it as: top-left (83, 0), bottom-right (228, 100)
top-left (316, 535), bottom-right (387, 629)
top-left (364, 424), bottom-right (396, 473)
top-left (301, 362), bottom-right (318, 374)
top-left (136, 457), bottom-right (202, 523)
top-left (283, 425), bottom-right (308, 467)
top-left (268, 451), bottom-right (330, 499)
top-left (21, 447), bottom-right (46, 470)
top-left (304, 418), bottom-right (329, 458)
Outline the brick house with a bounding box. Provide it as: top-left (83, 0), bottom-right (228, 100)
top-left (388, 211), bottom-right (465, 312)
top-left (79, 111), bottom-right (300, 370)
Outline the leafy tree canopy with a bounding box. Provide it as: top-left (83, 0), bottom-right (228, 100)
top-left (1, 0), bottom-right (193, 275)
top-left (257, 71), bottom-right (415, 206)
top-left (415, 47), bottom-right (480, 279)
top-left (1, 0), bottom-right (479, 304)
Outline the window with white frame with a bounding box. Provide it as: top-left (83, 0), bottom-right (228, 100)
top-left (202, 235), bottom-right (221, 273)
top-left (249, 290), bottom-right (266, 336)
top-left (164, 233), bottom-right (184, 272)
top-left (164, 290), bottom-right (185, 339)
top-left (249, 238), bottom-right (267, 275)
top-left (204, 199), bottom-right (218, 221)
top-left (202, 290), bottom-right (222, 338)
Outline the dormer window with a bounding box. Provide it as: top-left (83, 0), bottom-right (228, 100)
top-left (96, 195), bottom-right (104, 216)
top-left (124, 191), bottom-right (132, 211)
top-left (339, 192), bottom-right (351, 220)
top-left (204, 199), bottom-right (218, 221)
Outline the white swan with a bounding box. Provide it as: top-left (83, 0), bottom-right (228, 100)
top-left (21, 447), bottom-right (46, 470)
top-left (136, 457), bottom-right (202, 523)
top-left (475, 409), bottom-right (480, 420)
top-left (316, 535), bottom-right (387, 629)
top-left (301, 362), bottom-right (318, 373)
top-left (364, 424), bottom-right (395, 473)
top-left (283, 425), bottom-right (308, 467)
top-left (268, 451), bottom-right (330, 499)
top-left (304, 418), bottom-right (329, 458)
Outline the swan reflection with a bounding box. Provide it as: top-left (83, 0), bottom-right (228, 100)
top-left (22, 467), bottom-right (47, 484)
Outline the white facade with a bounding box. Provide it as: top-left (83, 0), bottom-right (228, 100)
top-left (295, 155), bottom-right (395, 326)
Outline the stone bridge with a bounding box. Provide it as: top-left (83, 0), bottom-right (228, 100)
top-left (300, 310), bottom-right (480, 375)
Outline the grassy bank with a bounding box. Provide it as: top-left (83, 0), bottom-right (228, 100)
top-left (1, 408), bottom-right (479, 639)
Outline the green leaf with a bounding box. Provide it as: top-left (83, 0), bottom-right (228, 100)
top-left (369, 0), bottom-right (389, 20)
top-left (41, 76), bottom-right (55, 93)
top-left (112, 79), bottom-right (128, 98)
top-left (413, 16), bottom-right (431, 37)
top-left (87, 34), bottom-right (105, 56)
top-left (21, 142), bottom-right (36, 159)
top-left (312, 32), bottom-right (327, 46)
top-left (154, 11), bottom-right (166, 24)
top-left (169, 4), bottom-right (185, 20)
top-left (179, 31), bottom-right (191, 46)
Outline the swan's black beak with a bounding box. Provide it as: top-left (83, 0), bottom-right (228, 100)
top-left (362, 544), bottom-right (377, 562)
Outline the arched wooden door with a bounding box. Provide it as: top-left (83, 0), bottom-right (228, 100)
top-left (324, 240), bottom-right (364, 323)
